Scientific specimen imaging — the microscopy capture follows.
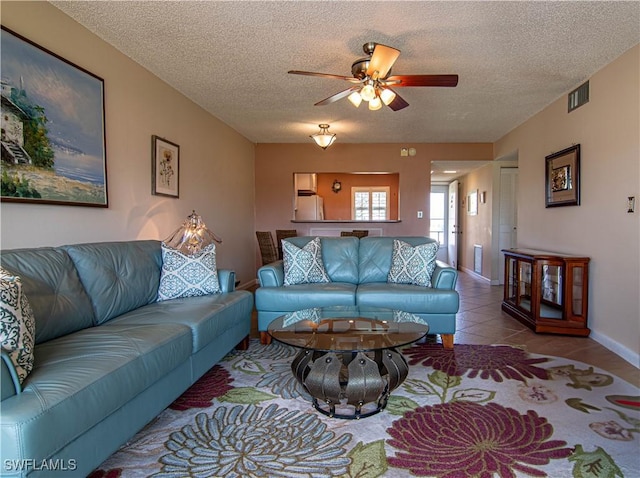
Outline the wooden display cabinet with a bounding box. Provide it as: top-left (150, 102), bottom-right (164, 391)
top-left (502, 249), bottom-right (590, 336)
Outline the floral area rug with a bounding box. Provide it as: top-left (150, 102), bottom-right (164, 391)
top-left (90, 340), bottom-right (640, 478)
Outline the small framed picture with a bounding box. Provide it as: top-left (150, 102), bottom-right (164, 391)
top-left (467, 189), bottom-right (478, 215)
top-left (545, 144), bottom-right (580, 207)
top-left (152, 135), bottom-right (179, 198)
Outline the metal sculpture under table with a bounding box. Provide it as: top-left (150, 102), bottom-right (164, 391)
top-left (268, 306), bottom-right (429, 419)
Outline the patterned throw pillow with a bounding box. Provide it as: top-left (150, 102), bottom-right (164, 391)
top-left (388, 240), bottom-right (439, 287)
top-left (157, 243), bottom-right (221, 301)
top-left (283, 237), bottom-right (330, 286)
top-left (0, 267), bottom-right (36, 384)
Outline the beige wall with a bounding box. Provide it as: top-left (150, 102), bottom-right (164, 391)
top-left (0, 2), bottom-right (257, 286)
top-left (255, 142), bottom-right (492, 260)
top-left (495, 45), bottom-right (640, 363)
top-left (458, 163), bottom-right (494, 277)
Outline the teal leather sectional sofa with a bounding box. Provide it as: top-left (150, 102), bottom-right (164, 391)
top-left (0, 240), bottom-right (253, 477)
top-left (255, 236), bottom-right (459, 347)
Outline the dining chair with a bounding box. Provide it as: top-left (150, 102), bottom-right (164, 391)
top-left (275, 229), bottom-right (298, 259)
top-left (256, 231), bottom-right (278, 265)
top-left (341, 230), bottom-right (369, 238)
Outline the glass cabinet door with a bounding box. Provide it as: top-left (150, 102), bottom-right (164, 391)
top-left (540, 264), bottom-right (563, 319)
top-left (518, 261), bottom-right (532, 312)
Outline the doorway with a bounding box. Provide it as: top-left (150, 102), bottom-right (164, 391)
top-left (430, 185), bottom-right (448, 262)
top-left (498, 167), bottom-right (518, 284)
top-left (447, 180), bottom-right (459, 269)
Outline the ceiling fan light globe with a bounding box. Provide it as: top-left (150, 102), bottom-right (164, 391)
top-left (360, 84), bottom-right (376, 102)
top-left (348, 91), bottom-right (363, 107)
top-left (368, 97), bottom-right (382, 111)
top-left (380, 88), bottom-right (396, 105)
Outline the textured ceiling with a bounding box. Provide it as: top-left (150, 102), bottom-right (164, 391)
top-left (51, 1), bottom-right (639, 145)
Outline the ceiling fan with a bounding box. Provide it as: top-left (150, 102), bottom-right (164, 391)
top-left (288, 42), bottom-right (458, 111)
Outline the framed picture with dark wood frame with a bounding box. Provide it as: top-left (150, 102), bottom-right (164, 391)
top-left (0, 26), bottom-right (108, 207)
top-left (152, 135), bottom-right (179, 198)
top-left (545, 144), bottom-right (580, 208)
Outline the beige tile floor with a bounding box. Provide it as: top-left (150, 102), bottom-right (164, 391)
top-left (251, 271), bottom-right (639, 386)
top-left (453, 271), bottom-right (639, 386)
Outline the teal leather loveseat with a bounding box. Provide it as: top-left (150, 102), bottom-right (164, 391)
top-left (255, 236), bottom-right (459, 347)
top-left (0, 240), bottom-right (253, 477)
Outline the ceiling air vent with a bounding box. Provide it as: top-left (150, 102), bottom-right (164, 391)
top-left (568, 81), bottom-right (589, 112)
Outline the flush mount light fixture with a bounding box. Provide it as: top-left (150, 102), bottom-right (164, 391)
top-left (310, 124), bottom-right (336, 150)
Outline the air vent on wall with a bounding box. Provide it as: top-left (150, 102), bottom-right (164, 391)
top-left (568, 81), bottom-right (589, 112)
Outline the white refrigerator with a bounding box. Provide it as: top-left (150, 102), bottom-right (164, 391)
top-left (296, 195), bottom-right (324, 220)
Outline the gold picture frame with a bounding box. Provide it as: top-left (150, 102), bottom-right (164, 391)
top-left (545, 144), bottom-right (580, 207)
top-left (151, 135), bottom-right (179, 198)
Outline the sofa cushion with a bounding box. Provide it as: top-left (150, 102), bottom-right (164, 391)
top-left (0, 268), bottom-right (36, 384)
top-left (283, 237), bottom-right (330, 285)
top-left (255, 282), bottom-right (357, 312)
top-left (285, 236), bottom-right (360, 283)
top-left (157, 243), bottom-right (220, 301)
top-left (356, 283), bottom-right (460, 313)
top-left (108, 290), bottom-right (253, 353)
top-left (0, 247), bottom-right (95, 344)
top-left (0, 323), bottom-right (192, 467)
top-left (388, 240), bottom-right (439, 287)
top-left (64, 241), bottom-right (163, 324)
top-left (359, 237), bottom-right (439, 284)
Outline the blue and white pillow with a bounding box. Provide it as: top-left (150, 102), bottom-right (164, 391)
top-left (0, 267), bottom-right (36, 384)
top-left (157, 243), bottom-right (221, 301)
top-left (387, 240), bottom-right (439, 287)
top-left (283, 237), bottom-right (330, 286)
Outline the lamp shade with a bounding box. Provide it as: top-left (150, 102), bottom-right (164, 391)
top-left (164, 210), bottom-right (222, 255)
top-left (360, 83), bottom-right (376, 102)
top-left (380, 88), bottom-right (396, 105)
top-left (368, 97), bottom-right (382, 111)
top-left (310, 124), bottom-right (336, 150)
top-left (347, 91), bottom-right (363, 107)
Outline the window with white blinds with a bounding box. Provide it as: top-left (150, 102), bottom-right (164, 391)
top-left (351, 187), bottom-right (390, 220)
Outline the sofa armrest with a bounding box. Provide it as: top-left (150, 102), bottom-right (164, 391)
top-left (1, 350), bottom-right (21, 400)
top-left (257, 260), bottom-right (284, 287)
top-left (218, 269), bottom-right (236, 293)
top-left (432, 261), bottom-right (458, 290)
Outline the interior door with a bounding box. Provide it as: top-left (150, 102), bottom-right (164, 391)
top-left (498, 168), bottom-right (518, 284)
top-left (447, 180), bottom-right (459, 269)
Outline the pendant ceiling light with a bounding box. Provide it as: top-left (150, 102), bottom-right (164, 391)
top-left (310, 124), bottom-right (336, 150)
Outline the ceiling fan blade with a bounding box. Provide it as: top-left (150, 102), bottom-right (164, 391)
top-left (387, 74), bottom-right (459, 87)
top-left (314, 86), bottom-right (360, 106)
top-left (366, 44), bottom-right (400, 79)
top-left (387, 90), bottom-right (409, 111)
top-left (288, 70), bottom-right (358, 82)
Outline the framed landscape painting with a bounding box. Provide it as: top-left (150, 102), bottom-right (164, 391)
top-left (0, 26), bottom-right (107, 207)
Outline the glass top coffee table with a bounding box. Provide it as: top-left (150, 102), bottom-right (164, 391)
top-left (268, 306), bottom-right (429, 419)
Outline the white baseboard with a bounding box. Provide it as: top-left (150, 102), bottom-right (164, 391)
top-left (460, 266), bottom-right (491, 283)
top-left (589, 329), bottom-right (640, 368)
top-left (237, 278), bottom-right (257, 290)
